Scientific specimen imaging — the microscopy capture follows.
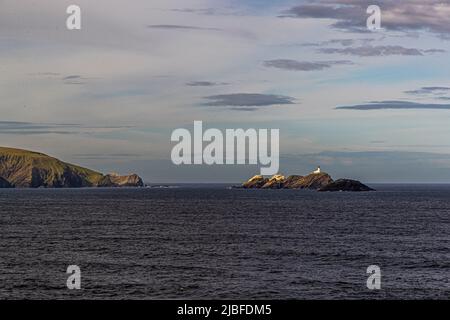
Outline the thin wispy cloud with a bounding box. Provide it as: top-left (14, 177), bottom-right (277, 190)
top-left (263, 59), bottom-right (353, 71)
top-left (0, 121), bottom-right (79, 135)
top-left (0, 121), bottom-right (133, 135)
top-left (170, 8), bottom-right (216, 14)
top-left (169, 7), bottom-right (243, 16)
top-left (326, 39), bottom-right (358, 46)
top-left (186, 81), bottom-right (229, 86)
top-left (318, 45), bottom-right (443, 57)
top-left (336, 101), bottom-right (450, 110)
top-left (423, 49), bottom-right (446, 54)
top-left (63, 75), bottom-right (82, 80)
top-left (301, 38), bottom-right (375, 47)
top-left (28, 72), bottom-right (61, 77)
top-left (62, 75), bottom-right (93, 85)
top-left (147, 24), bottom-right (221, 31)
top-left (203, 93), bottom-right (296, 110)
top-left (72, 153), bottom-right (145, 160)
top-left (405, 87), bottom-right (450, 95)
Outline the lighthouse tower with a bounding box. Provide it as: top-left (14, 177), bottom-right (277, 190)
top-left (313, 166), bottom-right (321, 174)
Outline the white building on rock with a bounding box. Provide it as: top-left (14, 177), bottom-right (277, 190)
top-left (313, 166), bottom-right (321, 174)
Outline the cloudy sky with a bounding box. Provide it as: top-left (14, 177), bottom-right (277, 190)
top-left (2, 0), bottom-right (450, 182)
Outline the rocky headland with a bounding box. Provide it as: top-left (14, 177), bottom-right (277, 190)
top-left (0, 147), bottom-right (144, 188)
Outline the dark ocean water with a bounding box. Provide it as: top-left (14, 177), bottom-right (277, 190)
top-left (0, 184), bottom-right (449, 300)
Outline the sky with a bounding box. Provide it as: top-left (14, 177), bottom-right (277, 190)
top-left (2, 0), bottom-right (450, 183)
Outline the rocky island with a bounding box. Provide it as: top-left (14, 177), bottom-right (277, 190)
top-left (0, 147), bottom-right (144, 188)
top-left (241, 167), bottom-right (374, 192)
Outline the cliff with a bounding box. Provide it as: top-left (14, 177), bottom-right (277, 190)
top-left (0, 147), bottom-right (144, 188)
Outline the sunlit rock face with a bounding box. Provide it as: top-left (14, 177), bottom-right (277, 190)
top-left (286, 173), bottom-right (334, 190)
top-left (98, 173), bottom-right (145, 187)
top-left (242, 175), bottom-right (269, 189)
top-left (282, 175), bottom-right (304, 189)
top-left (261, 175), bottom-right (285, 189)
top-left (242, 172), bottom-right (333, 190)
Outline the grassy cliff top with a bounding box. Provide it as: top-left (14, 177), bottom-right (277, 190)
top-left (0, 147), bottom-right (48, 157)
top-left (0, 146), bottom-right (101, 173)
top-left (0, 146), bottom-right (104, 187)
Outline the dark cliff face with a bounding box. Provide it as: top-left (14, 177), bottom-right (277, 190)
top-left (29, 166), bottom-right (92, 188)
top-left (0, 147), bottom-right (144, 188)
top-left (0, 176), bottom-right (13, 188)
top-left (318, 179), bottom-right (375, 192)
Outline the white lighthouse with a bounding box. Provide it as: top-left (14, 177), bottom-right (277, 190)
top-left (313, 166), bottom-right (321, 174)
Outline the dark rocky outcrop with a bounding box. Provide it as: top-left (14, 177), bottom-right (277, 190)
top-left (0, 176), bottom-right (13, 188)
top-left (318, 179), bottom-right (375, 192)
top-left (0, 147), bottom-right (144, 188)
top-left (97, 173), bottom-right (144, 187)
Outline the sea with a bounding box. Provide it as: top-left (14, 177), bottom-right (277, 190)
top-left (0, 184), bottom-right (449, 299)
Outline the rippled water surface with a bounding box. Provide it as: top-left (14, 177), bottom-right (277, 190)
top-left (0, 185), bottom-right (449, 299)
